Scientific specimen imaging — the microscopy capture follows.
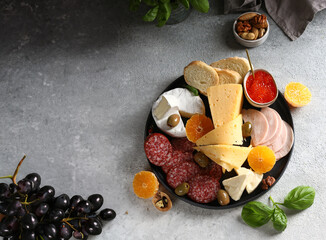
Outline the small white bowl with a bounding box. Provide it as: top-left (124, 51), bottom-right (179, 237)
top-left (233, 12), bottom-right (269, 48)
top-left (243, 69), bottom-right (278, 108)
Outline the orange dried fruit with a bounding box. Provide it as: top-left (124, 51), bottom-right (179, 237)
top-left (284, 82), bottom-right (311, 107)
top-left (185, 114), bottom-right (214, 143)
top-left (247, 146), bottom-right (276, 174)
top-left (133, 171), bottom-right (159, 199)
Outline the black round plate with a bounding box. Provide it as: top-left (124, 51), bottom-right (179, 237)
top-left (144, 76), bottom-right (294, 209)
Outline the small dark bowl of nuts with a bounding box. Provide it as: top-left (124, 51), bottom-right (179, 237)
top-left (233, 12), bottom-right (269, 47)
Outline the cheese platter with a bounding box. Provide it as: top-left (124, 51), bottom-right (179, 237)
top-left (144, 59), bottom-right (294, 209)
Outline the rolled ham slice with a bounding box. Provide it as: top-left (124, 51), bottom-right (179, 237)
top-left (267, 120), bottom-right (287, 153)
top-left (275, 122), bottom-right (294, 160)
top-left (242, 109), bottom-right (269, 146)
top-left (260, 108), bottom-right (280, 144)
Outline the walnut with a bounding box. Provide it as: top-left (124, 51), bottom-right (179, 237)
top-left (250, 14), bottom-right (268, 29)
top-left (236, 21), bottom-right (251, 33)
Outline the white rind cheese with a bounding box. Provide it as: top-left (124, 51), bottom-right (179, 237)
top-left (235, 167), bottom-right (263, 194)
top-left (152, 88), bottom-right (205, 137)
top-left (222, 174), bottom-right (250, 201)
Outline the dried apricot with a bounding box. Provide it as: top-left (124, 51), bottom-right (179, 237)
top-left (284, 82), bottom-right (311, 107)
top-left (186, 114), bottom-right (214, 143)
top-left (247, 146), bottom-right (276, 174)
top-left (133, 171), bottom-right (159, 199)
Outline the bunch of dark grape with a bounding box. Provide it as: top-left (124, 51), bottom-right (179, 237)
top-left (0, 156), bottom-right (116, 240)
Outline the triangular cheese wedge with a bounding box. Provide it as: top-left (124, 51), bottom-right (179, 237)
top-left (222, 174), bottom-right (250, 201)
top-left (196, 114), bottom-right (243, 146)
top-left (194, 145), bottom-right (252, 170)
top-left (207, 84), bottom-right (243, 127)
top-left (235, 167), bottom-right (263, 194)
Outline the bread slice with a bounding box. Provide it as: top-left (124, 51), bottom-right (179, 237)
top-left (184, 61), bottom-right (219, 96)
top-left (213, 68), bottom-right (243, 84)
top-left (210, 57), bottom-right (250, 79)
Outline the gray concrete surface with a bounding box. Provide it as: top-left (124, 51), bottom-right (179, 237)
top-left (0, 0), bottom-right (325, 239)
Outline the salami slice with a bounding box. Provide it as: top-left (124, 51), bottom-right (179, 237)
top-left (187, 175), bottom-right (221, 203)
top-left (166, 161), bottom-right (200, 189)
top-left (144, 133), bottom-right (173, 166)
top-left (200, 162), bottom-right (222, 181)
top-left (162, 151), bottom-right (194, 173)
top-left (171, 137), bottom-right (196, 153)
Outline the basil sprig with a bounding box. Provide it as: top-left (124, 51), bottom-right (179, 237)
top-left (241, 186), bottom-right (315, 232)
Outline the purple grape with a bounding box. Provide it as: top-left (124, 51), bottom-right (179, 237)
top-left (17, 179), bottom-right (33, 194)
top-left (75, 200), bottom-right (92, 215)
top-left (34, 203), bottom-right (50, 218)
top-left (21, 213), bottom-right (38, 230)
top-left (84, 218), bottom-right (102, 235)
top-left (99, 208), bottom-right (116, 221)
top-left (0, 215), bottom-right (19, 237)
top-left (47, 208), bottom-right (65, 222)
top-left (0, 183), bottom-right (10, 200)
top-left (87, 194), bottom-right (103, 212)
top-left (69, 195), bottom-right (83, 210)
top-left (54, 194), bottom-right (70, 211)
top-left (25, 173), bottom-right (41, 191)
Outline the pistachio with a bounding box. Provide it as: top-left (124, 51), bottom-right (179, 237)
top-left (152, 191), bottom-right (172, 212)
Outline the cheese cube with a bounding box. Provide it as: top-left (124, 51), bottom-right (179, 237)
top-left (207, 84), bottom-right (243, 127)
top-left (196, 114), bottom-right (243, 146)
top-left (194, 145), bottom-right (252, 171)
top-left (222, 174), bottom-right (250, 201)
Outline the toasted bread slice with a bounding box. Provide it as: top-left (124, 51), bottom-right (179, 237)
top-left (210, 57), bottom-right (250, 79)
top-left (184, 61), bottom-right (219, 96)
top-left (213, 68), bottom-right (243, 84)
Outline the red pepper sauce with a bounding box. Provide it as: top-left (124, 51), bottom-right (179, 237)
top-left (246, 70), bottom-right (277, 103)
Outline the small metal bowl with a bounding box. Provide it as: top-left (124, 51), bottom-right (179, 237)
top-left (233, 12), bottom-right (269, 48)
top-left (243, 69), bottom-right (278, 108)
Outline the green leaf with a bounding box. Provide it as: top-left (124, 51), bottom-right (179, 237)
top-left (185, 85), bottom-right (199, 96)
top-left (241, 201), bottom-right (274, 228)
top-left (156, 3), bottom-right (171, 27)
top-left (143, 6), bottom-right (159, 22)
top-left (190, 0), bottom-right (209, 13)
top-left (129, 0), bottom-right (141, 11)
top-left (271, 206), bottom-right (287, 232)
top-left (179, 0), bottom-right (190, 9)
top-left (283, 186), bottom-right (315, 210)
top-left (143, 0), bottom-right (158, 6)
top-left (159, 0), bottom-right (170, 3)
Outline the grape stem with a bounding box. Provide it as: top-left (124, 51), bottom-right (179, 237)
top-left (0, 175), bottom-right (13, 179)
top-left (12, 155), bottom-right (26, 185)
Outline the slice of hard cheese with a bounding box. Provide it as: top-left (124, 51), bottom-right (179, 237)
top-left (194, 145), bottom-right (252, 171)
top-left (196, 114), bottom-right (243, 146)
top-left (235, 167), bottom-right (263, 194)
top-left (222, 174), bottom-right (250, 201)
top-left (207, 84), bottom-right (243, 127)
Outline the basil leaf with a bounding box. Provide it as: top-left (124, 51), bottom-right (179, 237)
top-left (143, 0), bottom-right (158, 6)
top-left (179, 0), bottom-right (190, 9)
top-left (283, 186), bottom-right (315, 210)
top-left (156, 3), bottom-right (171, 27)
top-left (143, 6), bottom-right (159, 22)
top-left (190, 0), bottom-right (209, 13)
top-left (185, 85), bottom-right (199, 96)
top-left (129, 0), bottom-right (141, 11)
top-left (241, 201), bottom-right (274, 228)
top-left (271, 206), bottom-right (287, 232)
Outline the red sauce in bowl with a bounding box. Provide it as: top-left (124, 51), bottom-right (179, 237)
top-left (246, 70), bottom-right (277, 103)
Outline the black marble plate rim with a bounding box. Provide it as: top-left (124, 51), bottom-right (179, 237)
top-left (144, 76), bottom-right (294, 210)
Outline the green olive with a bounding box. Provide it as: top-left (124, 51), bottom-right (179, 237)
top-left (242, 121), bottom-right (253, 138)
top-left (167, 114), bottom-right (180, 127)
top-left (175, 182), bottom-right (190, 196)
top-left (217, 189), bottom-right (230, 206)
top-left (194, 152), bottom-right (210, 168)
